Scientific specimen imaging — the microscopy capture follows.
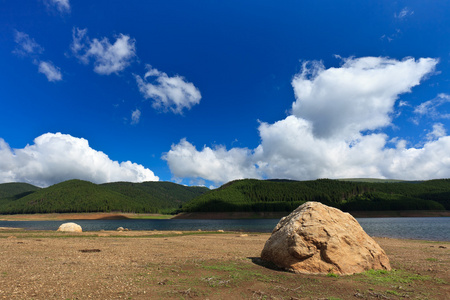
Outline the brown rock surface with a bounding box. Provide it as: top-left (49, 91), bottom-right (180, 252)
top-left (57, 222), bottom-right (82, 232)
top-left (261, 202), bottom-right (391, 275)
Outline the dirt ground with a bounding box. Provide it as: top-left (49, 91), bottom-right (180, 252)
top-left (0, 213), bottom-right (159, 221)
top-left (0, 229), bottom-right (448, 299)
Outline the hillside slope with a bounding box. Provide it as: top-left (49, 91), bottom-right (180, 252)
top-left (181, 179), bottom-right (448, 212)
top-left (0, 182), bottom-right (40, 199)
top-left (0, 180), bottom-right (209, 214)
top-left (101, 181), bottom-right (209, 213)
top-left (0, 182), bottom-right (41, 210)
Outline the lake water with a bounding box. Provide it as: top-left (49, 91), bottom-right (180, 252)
top-left (0, 217), bottom-right (449, 241)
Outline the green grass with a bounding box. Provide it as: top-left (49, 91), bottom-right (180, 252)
top-left (356, 269), bottom-right (431, 285)
top-left (199, 260), bottom-right (285, 287)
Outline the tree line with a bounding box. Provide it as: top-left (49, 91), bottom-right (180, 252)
top-left (180, 179), bottom-right (449, 212)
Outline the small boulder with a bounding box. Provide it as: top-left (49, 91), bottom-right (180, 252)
top-left (260, 202), bottom-right (391, 275)
top-left (57, 222), bottom-right (82, 233)
top-left (116, 227), bottom-right (124, 231)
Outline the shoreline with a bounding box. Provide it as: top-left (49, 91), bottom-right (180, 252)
top-left (0, 212), bottom-right (171, 221)
top-left (0, 210), bottom-right (449, 221)
top-left (173, 210), bottom-right (450, 219)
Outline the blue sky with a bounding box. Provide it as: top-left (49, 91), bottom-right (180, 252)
top-left (1, 1), bottom-right (450, 187)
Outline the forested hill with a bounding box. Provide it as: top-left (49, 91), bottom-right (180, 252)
top-left (181, 179), bottom-right (449, 213)
top-left (0, 182), bottom-right (40, 199)
top-left (0, 180), bottom-right (209, 214)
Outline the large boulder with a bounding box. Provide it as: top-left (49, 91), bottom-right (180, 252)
top-left (261, 202), bottom-right (391, 275)
top-left (57, 222), bottom-right (82, 233)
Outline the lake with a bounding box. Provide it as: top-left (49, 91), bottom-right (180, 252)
top-left (0, 217), bottom-right (449, 241)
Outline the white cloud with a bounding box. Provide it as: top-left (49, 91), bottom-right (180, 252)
top-left (426, 123), bottom-right (447, 141)
top-left (291, 57), bottom-right (437, 138)
top-left (71, 27), bottom-right (136, 75)
top-left (13, 31), bottom-right (44, 56)
top-left (131, 109), bottom-right (141, 124)
top-left (38, 61), bottom-right (62, 82)
top-left (70, 27), bottom-right (87, 57)
top-left (13, 31), bottom-right (63, 82)
top-left (395, 7), bottom-right (414, 20)
top-left (45, 0), bottom-right (70, 13)
top-left (164, 56), bottom-right (450, 184)
top-left (414, 93), bottom-right (450, 120)
top-left (163, 139), bottom-right (259, 184)
top-left (0, 133), bottom-right (158, 187)
top-left (136, 66), bottom-right (202, 114)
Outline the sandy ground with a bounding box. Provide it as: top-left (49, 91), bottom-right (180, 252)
top-left (0, 229), bottom-right (449, 299)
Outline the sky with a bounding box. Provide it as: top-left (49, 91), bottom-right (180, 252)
top-left (1, 1), bottom-right (450, 188)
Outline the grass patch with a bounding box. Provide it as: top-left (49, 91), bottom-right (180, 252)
top-left (386, 289), bottom-right (402, 296)
top-left (199, 260), bottom-right (284, 286)
top-left (426, 258), bottom-right (439, 262)
top-left (356, 269), bottom-right (431, 285)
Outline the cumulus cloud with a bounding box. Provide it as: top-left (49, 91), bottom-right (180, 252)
top-left (38, 61), bottom-right (62, 82)
top-left (0, 133), bottom-right (158, 187)
top-left (291, 57), bottom-right (437, 138)
top-left (44, 0), bottom-right (70, 14)
top-left (136, 66), bottom-right (202, 114)
top-left (164, 56), bottom-right (450, 185)
top-left (71, 27), bottom-right (136, 75)
top-left (131, 109), bottom-right (141, 124)
top-left (163, 139), bottom-right (259, 183)
top-left (13, 31), bottom-right (44, 57)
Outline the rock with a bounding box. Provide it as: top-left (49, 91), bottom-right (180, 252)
top-left (260, 202), bottom-right (391, 275)
top-left (116, 227), bottom-right (124, 231)
top-left (57, 222), bottom-right (82, 233)
top-left (217, 230), bottom-right (225, 233)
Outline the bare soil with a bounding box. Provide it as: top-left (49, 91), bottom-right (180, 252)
top-left (0, 229), bottom-right (448, 299)
top-left (0, 212), bottom-right (167, 221)
top-left (1, 210), bottom-right (449, 222)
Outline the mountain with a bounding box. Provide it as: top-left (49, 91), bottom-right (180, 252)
top-left (181, 178), bottom-right (448, 212)
top-left (0, 182), bottom-right (40, 199)
top-left (0, 180), bottom-right (209, 214)
top-left (0, 182), bottom-right (41, 210)
top-left (101, 181), bottom-right (209, 213)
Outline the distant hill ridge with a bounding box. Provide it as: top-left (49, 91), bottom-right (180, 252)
top-left (1, 178), bottom-right (449, 215)
top-left (0, 182), bottom-right (40, 200)
top-left (180, 178), bottom-right (449, 213)
top-left (0, 179), bottom-right (209, 214)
